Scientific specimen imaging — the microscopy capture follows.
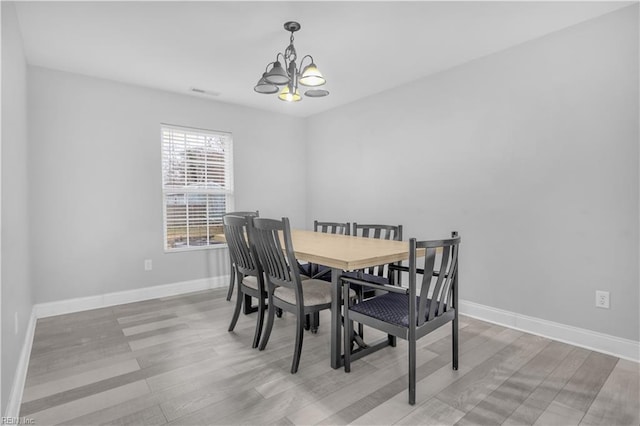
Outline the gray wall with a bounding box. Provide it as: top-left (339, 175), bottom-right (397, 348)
top-left (306, 6), bottom-right (639, 341)
top-left (28, 67), bottom-right (307, 303)
top-left (1, 2), bottom-right (33, 412)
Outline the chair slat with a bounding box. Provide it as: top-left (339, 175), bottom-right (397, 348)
top-left (438, 244), bottom-right (459, 316)
top-left (428, 245), bottom-right (450, 322)
top-left (417, 248), bottom-right (437, 326)
top-left (352, 223), bottom-right (403, 279)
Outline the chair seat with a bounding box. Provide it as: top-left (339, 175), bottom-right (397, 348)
top-left (350, 292), bottom-right (443, 327)
top-left (274, 279), bottom-right (356, 307)
top-left (243, 274), bottom-right (309, 291)
top-left (242, 275), bottom-right (259, 290)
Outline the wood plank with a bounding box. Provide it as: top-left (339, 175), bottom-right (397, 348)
top-left (346, 327), bottom-right (523, 426)
top-left (28, 380), bottom-right (151, 425)
top-left (22, 358), bottom-right (141, 403)
top-left (103, 405), bottom-right (168, 426)
top-left (21, 345), bottom-right (217, 415)
top-left (580, 359), bottom-right (640, 426)
top-left (502, 346), bottom-right (591, 426)
top-left (395, 397), bottom-right (465, 425)
top-left (434, 333), bottom-right (550, 413)
top-left (552, 351), bottom-right (618, 413)
top-left (455, 340), bottom-right (574, 425)
top-left (534, 401), bottom-right (584, 426)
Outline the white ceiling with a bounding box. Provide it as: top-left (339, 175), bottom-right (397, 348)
top-left (14, 1), bottom-right (632, 118)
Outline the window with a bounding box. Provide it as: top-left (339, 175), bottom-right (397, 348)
top-left (161, 124), bottom-right (234, 251)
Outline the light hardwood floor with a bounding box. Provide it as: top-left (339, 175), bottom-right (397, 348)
top-left (19, 288), bottom-right (639, 425)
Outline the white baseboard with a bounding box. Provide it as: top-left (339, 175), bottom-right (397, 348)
top-left (34, 276), bottom-right (229, 319)
top-left (4, 275), bottom-right (230, 417)
top-left (459, 299), bottom-right (640, 362)
top-left (4, 310), bottom-right (37, 417)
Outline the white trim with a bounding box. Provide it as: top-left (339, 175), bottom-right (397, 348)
top-left (4, 310), bottom-right (36, 417)
top-left (460, 299), bottom-right (640, 362)
top-left (34, 276), bottom-right (229, 318)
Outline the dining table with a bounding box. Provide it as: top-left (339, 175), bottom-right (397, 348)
top-left (217, 228), bottom-right (415, 369)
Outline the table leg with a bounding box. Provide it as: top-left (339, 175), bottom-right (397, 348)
top-left (330, 267), bottom-right (342, 369)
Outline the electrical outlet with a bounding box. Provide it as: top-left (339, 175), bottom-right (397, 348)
top-left (14, 311), bottom-right (18, 335)
top-left (595, 290), bottom-right (610, 309)
top-left (144, 259), bottom-right (152, 271)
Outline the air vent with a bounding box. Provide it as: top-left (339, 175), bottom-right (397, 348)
top-left (189, 87), bottom-right (221, 97)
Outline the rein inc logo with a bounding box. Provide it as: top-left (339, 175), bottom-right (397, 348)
top-left (2, 418), bottom-right (34, 425)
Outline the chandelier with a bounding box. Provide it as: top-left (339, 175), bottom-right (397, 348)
top-left (254, 21), bottom-right (329, 102)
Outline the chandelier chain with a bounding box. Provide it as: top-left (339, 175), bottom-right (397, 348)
top-left (285, 32), bottom-right (297, 63)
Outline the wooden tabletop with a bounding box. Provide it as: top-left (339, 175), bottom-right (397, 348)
top-left (215, 229), bottom-right (412, 272)
top-left (289, 229), bottom-right (411, 271)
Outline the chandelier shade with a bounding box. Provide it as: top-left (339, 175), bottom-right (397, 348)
top-left (299, 63), bottom-right (326, 87)
top-left (254, 21), bottom-right (328, 102)
top-left (304, 89), bottom-right (330, 98)
top-left (264, 61), bottom-right (290, 85)
top-left (278, 85), bottom-right (301, 102)
top-left (254, 73), bottom-right (279, 94)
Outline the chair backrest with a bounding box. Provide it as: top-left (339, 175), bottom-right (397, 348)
top-left (352, 223), bottom-right (402, 241)
top-left (352, 223), bottom-right (403, 279)
top-left (223, 215), bottom-right (261, 278)
top-left (411, 231), bottom-right (460, 326)
top-left (314, 220), bottom-right (350, 236)
top-left (251, 217), bottom-right (304, 303)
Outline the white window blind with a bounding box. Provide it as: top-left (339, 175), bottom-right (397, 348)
top-left (161, 124), bottom-right (234, 250)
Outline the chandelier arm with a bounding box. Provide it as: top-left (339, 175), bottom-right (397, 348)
top-left (299, 55), bottom-right (314, 69)
top-left (265, 53), bottom-right (286, 73)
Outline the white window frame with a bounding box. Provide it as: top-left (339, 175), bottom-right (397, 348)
top-left (161, 124), bottom-right (234, 252)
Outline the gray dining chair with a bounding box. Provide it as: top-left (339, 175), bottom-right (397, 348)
top-left (342, 232), bottom-right (460, 405)
top-left (349, 223), bottom-right (403, 286)
top-left (251, 217), bottom-right (355, 374)
top-left (344, 223), bottom-right (403, 340)
top-left (224, 210), bottom-right (259, 301)
top-left (299, 220), bottom-right (350, 281)
top-left (224, 214), bottom-right (267, 348)
top-left (297, 220), bottom-right (350, 333)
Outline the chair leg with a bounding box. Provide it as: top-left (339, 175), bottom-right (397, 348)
top-left (304, 314), bottom-right (311, 331)
top-left (357, 287), bottom-right (364, 340)
top-left (388, 334), bottom-right (397, 347)
top-left (252, 296), bottom-right (266, 349)
top-left (343, 284), bottom-right (352, 373)
top-left (226, 261), bottom-right (235, 301)
top-left (243, 294), bottom-right (255, 314)
top-left (452, 316), bottom-right (459, 370)
top-left (409, 337), bottom-right (416, 405)
top-left (291, 309), bottom-right (305, 374)
top-left (310, 312), bottom-right (320, 334)
top-left (258, 298), bottom-right (276, 351)
top-left (228, 287), bottom-right (243, 332)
